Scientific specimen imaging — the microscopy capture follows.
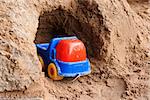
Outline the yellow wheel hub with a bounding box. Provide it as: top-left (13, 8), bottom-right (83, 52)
top-left (38, 55), bottom-right (45, 71)
top-left (48, 63), bottom-right (64, 80)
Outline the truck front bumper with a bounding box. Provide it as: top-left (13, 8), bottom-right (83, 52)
top-left (56, 59), bottom-right (91, 77)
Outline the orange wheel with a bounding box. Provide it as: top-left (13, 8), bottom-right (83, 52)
top-left (47, 63), bottom-right (64, 80)
top-left (38, 55), bottom-right (45, 71)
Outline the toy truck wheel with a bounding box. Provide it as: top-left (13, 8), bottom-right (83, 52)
top-left (47, 63), bottom-right (64, 80)
top-left (38, 55), bottom-right (45, 71)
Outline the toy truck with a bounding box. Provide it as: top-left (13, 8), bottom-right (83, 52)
top-left (36, 36), bottom-right (91, 80)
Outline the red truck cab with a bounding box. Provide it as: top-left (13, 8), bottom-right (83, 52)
top-left (56, 39), bottom-right (86, 62)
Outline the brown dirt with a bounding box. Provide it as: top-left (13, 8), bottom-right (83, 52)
top-left (0, 0), bottom-right (150, 100)
top-left (128, 0), bottom-right (150, 22)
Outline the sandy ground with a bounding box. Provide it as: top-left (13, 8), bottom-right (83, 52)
top-left (128, 0), bottom-right (150, 22)
top-left (0, 0), bottom-right (149, 100)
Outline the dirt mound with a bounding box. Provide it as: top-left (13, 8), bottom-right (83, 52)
top-left (0, 0), bottom-right (149, 100)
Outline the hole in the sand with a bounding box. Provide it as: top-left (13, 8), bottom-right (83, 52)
top-left (34, 8), bottom-right (96, 58)
top-left (34, 7), bottom-right (105, 78)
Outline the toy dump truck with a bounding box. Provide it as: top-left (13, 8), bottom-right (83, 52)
top-left (36, 36), bottom-right (91, 80)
